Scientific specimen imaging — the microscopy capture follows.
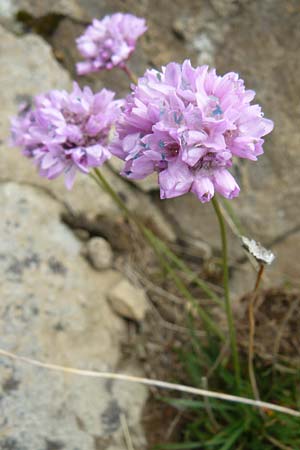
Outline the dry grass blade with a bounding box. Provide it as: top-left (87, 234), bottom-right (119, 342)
top-left (0, 348), bottom-right (299, 417)
top-left (120, 413), bottom-right (135, 450)
top-left (272, 297), bottom-right (300, 364)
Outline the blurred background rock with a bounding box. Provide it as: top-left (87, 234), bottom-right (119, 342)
top-left (0, 1), bottom-right (300, 448)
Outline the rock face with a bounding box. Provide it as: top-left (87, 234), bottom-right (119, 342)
top-left (0, 24), bottom-right (175, 238)
top-left (154, 1), bottom-right (300, 287)
top-left (0, 0), bottom-right (85, 24)
top-left (0, 23), bottom-right (151, 450)
top-left (0, 2), bottom-right (299, 446)
top-left (0, 183), bottom-right (147, 450)
top-left (3, 0), bottom-right (297, 286)
top-left (108, 279), bottom-right (149, 322)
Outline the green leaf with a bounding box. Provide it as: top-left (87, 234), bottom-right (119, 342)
top-left (162, 397), bottom-right (234, 412)
top-left (154, 443), bottom-right (203, 450)
top-left (218, 426), bottom-right (245, 450)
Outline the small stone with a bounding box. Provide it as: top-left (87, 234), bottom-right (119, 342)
top-left (108, 279), bottom-right (149, 322)
top-left (86, 237), bottom-right (113, 270)
top-left (74, 228), bottom-right (90, 241)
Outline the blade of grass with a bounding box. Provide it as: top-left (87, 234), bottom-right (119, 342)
top-left (154, 443), bottom-right (203, 450)
top-left (218, 426), bottom-right (245, 450)
top-left (161, 397), bottom-right (234, 412)
top-left (220, 198), bottom-right (246, 237)
top-left (143, 227), bottom-right (224, 339)
top-left (91, 169), bottom-right (223, 338)
top-left (148, 230), bottom-right (223, 308)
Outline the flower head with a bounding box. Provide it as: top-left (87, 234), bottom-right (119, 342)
top-left (76, 13), bottom-right (147, 75)
top-left (11, 83), bottom-right (122, 189)
top-left (111, 60), bottom-right (274, 202)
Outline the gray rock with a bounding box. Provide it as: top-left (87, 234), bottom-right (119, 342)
top-left (0, 0), bottom-right (86, 22)
top-left (157, 0), bottom-right (300, 286)
top-left (86, 237), bottom-right (114, 270)
top-left (0, 182), bottom-right (147, 450)
top-left (0, 25), bottom-right (175, 242)
top-left (108, 278), bottom-right (149, 322)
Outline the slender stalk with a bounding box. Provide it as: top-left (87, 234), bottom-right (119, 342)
top-left (1, 348), bottom-right (299, 417)
top-left (254, 264), bottom-right (264, 291)
top-left (91, 169), bottom-right (224, 339)
top-left (248, 264), bottom-right (264, 406)
top-left (143, 227), bottom-right (224, 339)
top-left (212, 196), bottom-right (241, 390)
top-left (93, 168), bottom-right (131, 217)
top-left (150, 234), bottom-right (223, 308)
top-left (122, 64), bottom-right (138, 84)
top-left (92, 169), bottom-right (222, 307)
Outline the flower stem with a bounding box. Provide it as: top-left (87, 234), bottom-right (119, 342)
top-left (122, 64), bottom-right (138, 84)
top-left (212, 196), bottom-right (241, 390)
top-left (91, 168), bottom-right (224, 339)
top-left (248, 264), bottom-right (264, 407)
top-left (93, 168), bottom-right (131, 217)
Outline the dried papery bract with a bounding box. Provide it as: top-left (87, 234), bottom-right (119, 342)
top-left (241, 236), bottom-right (275, 266)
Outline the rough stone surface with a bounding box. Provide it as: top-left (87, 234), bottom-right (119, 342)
top-left (0, 0), bottom-right (86, 22)
top-left (108, 279), bottom-right (149, 322)
top-left (128, 0), bottom-right (300, 287)
top-left (86, 237), bottom-right (114, 270)
top-left (0, 182), bottom-right (147, 450)
top-left (16, 0), bottom-right (299, 285)
top-left (0, 25), bottom-right (154, 449)
top-left (0, 2), bottom-right (300, 446)
top-left (0, 25), bottom-right (175, 242)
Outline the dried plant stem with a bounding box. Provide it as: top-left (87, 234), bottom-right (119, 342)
top-left (120, 413), bottom-right (135, 450)
top-left (254, 263), bottom-right (264, 291)
top-left (248, 264), bottom-right (264, 406)
top-left (143, 227), bottom-right (224, 339)
top-left (212, 196), bottom-right (241, 391)
top-left (202, 376), bottom-right (220, 432)
top-left (0, 348), bottom-right (299, 417)
top-left (272, 297), bottom-right (300, 364)
top-left (265, 434), bottom-right (294, 450)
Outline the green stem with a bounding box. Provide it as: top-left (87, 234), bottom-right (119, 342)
top-left (122, 64), bottom-right (138, 84)
top-left (93, 168), bottom-right (131, 217)
top-left (93, 169), bottom-right (221, 306)
top-left (143, 227), bottom-right (224, 340)
top-left (212, 196), bottom-right (241, 390)
top-left (248, 264), bottom-right (264, 409)
top-left (91, 169), bottom-right (224, 339)
top-left (149, 234), bottom-right (223, 308)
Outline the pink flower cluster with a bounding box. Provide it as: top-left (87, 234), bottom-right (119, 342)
top-left (11, 11), bottom-right (274, 201)
top-left (11, 83), bottom-right (122, 188)
top-left (111, 60), bottom-right (274, 202)
top-left (76, 13), bottom-right (147, 75)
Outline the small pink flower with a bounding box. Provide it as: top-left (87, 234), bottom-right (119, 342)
top-left (76, 13), bottom-right (147, 75)
top-left (111, 60), bottom-right (274, 202)
top-left (11, 83), bottom-right (122, 189)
